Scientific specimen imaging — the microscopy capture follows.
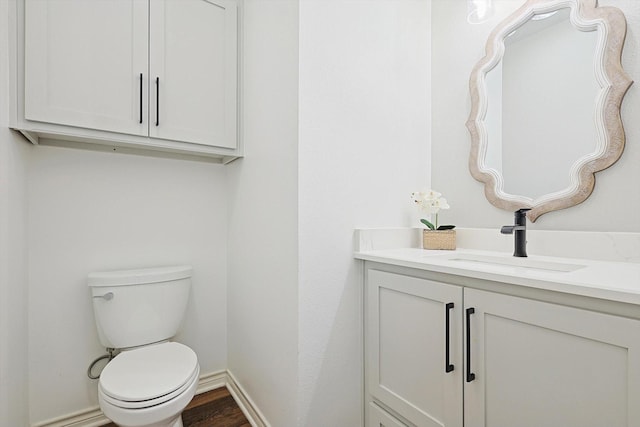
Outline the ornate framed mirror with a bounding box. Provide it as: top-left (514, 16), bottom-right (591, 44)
top-left (466, 0), bottom-right (632, 221)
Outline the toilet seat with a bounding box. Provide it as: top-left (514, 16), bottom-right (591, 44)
top-left (99, 342), bottom-right (198, 409)
top-left (99, 364), bottom-right (199, 409)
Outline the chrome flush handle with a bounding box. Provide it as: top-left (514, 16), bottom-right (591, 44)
top-left (93, 292), bottom-right (114, 301)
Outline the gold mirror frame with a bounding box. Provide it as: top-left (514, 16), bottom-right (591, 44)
top-left (466, 0), bottom-right (632, 222)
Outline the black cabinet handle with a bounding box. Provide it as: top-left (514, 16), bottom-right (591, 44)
top-left (155, 77), bottom-right (160, 126)
top-left (466, 307), bottom-right (475, 382)
top-left (445, 302), bottom-right (454, 373)
top-left (139, 73), bottom-right (143, 124)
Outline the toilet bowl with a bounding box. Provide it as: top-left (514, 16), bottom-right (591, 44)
top-left (88, 266), bottom-right (199, 427)
top-left (98, 342), bottom-right (199, 427)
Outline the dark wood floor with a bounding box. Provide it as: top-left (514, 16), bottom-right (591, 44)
top-left (104, 387), bottom-right (251, 427)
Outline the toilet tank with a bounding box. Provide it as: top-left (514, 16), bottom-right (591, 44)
top-left (88, 266), bottom-right (192, 349)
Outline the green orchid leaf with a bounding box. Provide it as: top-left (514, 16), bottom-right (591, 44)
top-left (420, 219), bottom-right (435, 230)
top-left (437, 225), bottom-right (456, 230)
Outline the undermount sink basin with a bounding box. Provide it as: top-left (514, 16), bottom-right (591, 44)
top-left (448, 253), bottom-right (585, 273)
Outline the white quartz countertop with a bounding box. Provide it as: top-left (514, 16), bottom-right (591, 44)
top-left (355, 247), bottom-right (640, 306)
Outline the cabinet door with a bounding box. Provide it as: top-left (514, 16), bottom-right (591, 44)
top-left (149, 0), bottom-right (237, 148)
top-left (366, 270), bottom-right (463, 427)
top-left (24, 0), bottom-right (148, 136)
top-left (464, 288), bottom-right (640, 427)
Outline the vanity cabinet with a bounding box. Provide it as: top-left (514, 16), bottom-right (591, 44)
top-left (365, 268), bottom-right (640, 427)
top-left (18, 0), bottom-right (238, 158)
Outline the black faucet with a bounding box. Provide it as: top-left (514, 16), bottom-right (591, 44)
top-left (501, 208), bottom-right (531, 257)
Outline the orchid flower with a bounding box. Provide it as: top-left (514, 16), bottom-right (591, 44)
top-left (411, 190), bottom-right (453, 230)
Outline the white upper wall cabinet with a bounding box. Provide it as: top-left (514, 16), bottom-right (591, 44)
top-left (25, 0), bottom-right (149, 136)
top-left (15, 0), bottom-right (239, 161)
top-left (149, 0), bottom-right (237, 149)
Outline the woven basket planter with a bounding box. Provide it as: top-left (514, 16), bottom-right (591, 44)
top-left (422, 229), bottom-right (456, 250)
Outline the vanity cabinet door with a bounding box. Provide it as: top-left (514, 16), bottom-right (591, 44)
top-left (24, 0), bottom-right (149, 136)
top-left (366, 270), bottom-right (463, 427)
top-left (149, 0), bottom-right (237, 149)
top-left (464, 288), bottom-right (640, 427)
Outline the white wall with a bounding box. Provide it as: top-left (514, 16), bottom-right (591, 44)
top-left (0, 133), bottom-right (29, 427)
top-left (0, 137), bottom-right (29, 427)
top-left (228, 3), bottom-right (431, 426)
top-left (297, 1), bottom-right (431, 425)
top-left (432, 0), bottom-right (640, 232)
top-left (27, 146), bottom-right (228, 424)
top-left (0, 20), bottom-right (29, 427)
top-left (0, 0), bottom-right (29, 425)
top-left (226, 1), bottom-right (300, 426)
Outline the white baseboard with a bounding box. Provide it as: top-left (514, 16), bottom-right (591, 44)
top-left (32, 407), bottom-right (109, 427)
top-left (195, 369), bottom-right (227, 394)
top-left (32, 370), bottom-right (267, 427)
top-left (226, 370), bottom-right (270, 427)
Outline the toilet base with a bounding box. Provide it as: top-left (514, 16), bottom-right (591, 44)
top-left (167, 415), bottom-right (183, 427)
top-left (156, 413), bottom-right (183, 427)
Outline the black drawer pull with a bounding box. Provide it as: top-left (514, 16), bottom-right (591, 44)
top-left (445, 302), bottom-right (454, 373)
top-left (139, 73), bottom-right (143, 124)
top-left (466, 307), bottom-right (475, 382)
top-left (155, 77), bottom-right (160, 126)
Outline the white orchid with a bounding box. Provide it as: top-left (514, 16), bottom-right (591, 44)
top-left (411, 189), bottom-right (453, 230)
top-left (423, 189), bottom-right (441, 201)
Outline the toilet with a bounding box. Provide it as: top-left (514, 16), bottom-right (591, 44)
top-left (88, 266), bottom-right (200, 427)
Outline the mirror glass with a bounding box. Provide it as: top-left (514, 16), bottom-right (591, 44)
top-left (484, 7), bottom-right (598, 199)
top-left (467, 0), bottom-right (632, 221)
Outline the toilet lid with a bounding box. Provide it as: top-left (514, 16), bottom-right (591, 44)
top-left (100, 342), bottom-right (198, 402)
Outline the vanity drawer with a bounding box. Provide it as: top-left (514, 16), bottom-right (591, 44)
top-left (368, 402), bottom-right (410, 427)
